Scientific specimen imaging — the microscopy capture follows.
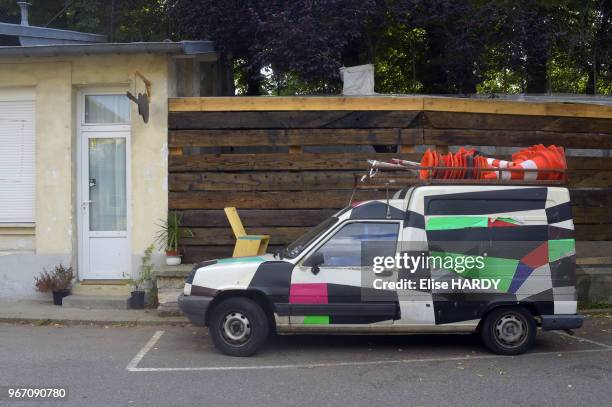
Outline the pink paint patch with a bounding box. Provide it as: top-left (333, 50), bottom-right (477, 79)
top-left (289, 283), bottom-right (328, 304)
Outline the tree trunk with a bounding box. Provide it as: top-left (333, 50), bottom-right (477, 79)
top-left (245, 65), bottom-right (262, 96)
top-left (586, 62), bottom-right (596, 95)
top-left (525, 52), bottom-right (548, 94)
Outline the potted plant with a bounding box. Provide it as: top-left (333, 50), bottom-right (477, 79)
top-left (155, 211), bottom-right (193, 265)
top-left (34, 264), bottom-right (74, 306)
top-left (126, 245), bottom-right (154, 309)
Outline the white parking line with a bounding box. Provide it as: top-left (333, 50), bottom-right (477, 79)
top-left (126, 330), bottom-right (165, 371)
top-left (125, 330), bottom-right (611, 372)
top-left (553, 331), bottom-right (612, 349)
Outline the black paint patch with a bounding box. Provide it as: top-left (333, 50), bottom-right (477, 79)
top-left (190, 285), bottom-right (217, 297)
top-left (520, 288), bottom-right (554, 315)
top-left (546, 202), bottom-right (572, 224)
top-left (550, 256), bottom-right (576, 288)
top-left (548, 225), bottom-right (574, 240)
top-left (327, 283), bottom-right (398, 303)
top-left (248, 261), bottom-right (294, 304)
top-left (291, 303), bottom-right (397, 318)
top-left (329, 315), bottom-right (393, 324)
top-left (432, 292), bottom-right (517, 324)
top-left (425, 188), bottom-right (547, 215)
top-left (349, 201), bottom-right (405, 220)
top-left (405, 210), bottom-right (425, 229)
top-left (427, 225), bottom-right (548, 242)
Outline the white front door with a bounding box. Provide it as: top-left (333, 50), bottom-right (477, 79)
top-left (78, 92), bottom-right (131, 280)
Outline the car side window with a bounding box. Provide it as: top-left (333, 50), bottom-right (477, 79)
top-left (309, 222), bottom-right (399, 267)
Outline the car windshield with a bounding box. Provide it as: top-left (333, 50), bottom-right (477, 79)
top-left (281, 216), bottom-right (338, 259)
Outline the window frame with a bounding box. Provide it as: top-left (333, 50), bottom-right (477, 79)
top-left (80, 90), bottom-right (131, 131)
top-left (299, 219), bottom-right (402, 269)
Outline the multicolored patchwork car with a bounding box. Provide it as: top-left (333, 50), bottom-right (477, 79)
top-left (179, 185), bottom-right (583, 356)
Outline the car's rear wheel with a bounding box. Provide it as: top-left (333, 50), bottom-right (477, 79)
top-left (481, 306), bottom-right (536, 355)
top-left (209, 297), bottom-right (269, 357)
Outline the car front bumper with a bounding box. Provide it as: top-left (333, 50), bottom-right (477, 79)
top-left (178, 293), bottom-right (213, 327)
top-left (540, 314), bottom-right (584, 331)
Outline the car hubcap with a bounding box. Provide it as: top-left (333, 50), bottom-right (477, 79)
top-left (221, 312), bottom-right (251, 345)
top-left (494, 313), bottom-right (527, 348)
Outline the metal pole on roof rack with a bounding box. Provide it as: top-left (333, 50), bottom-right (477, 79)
top-left (385, 183), bottom-right (391, 219)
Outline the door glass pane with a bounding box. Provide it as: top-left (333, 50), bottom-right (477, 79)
top-left (312, 223), bottom-right (399, 267)
top-left (88, 138), bottom-right (126, 231)
top-left (84, 95), bottom-right (130, 123)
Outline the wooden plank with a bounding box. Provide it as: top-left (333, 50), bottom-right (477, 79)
top-left (183, 227), bottom-right (309, 246)
top-left (169, 97), bottom-right (425, 112)
top-left (575, 241), bottom-right (612, 257)
top-left (169, 190), bottom-right (383, 210)
top-left (168, 110), bottom-right (421, 130)
top-left (570, 188), bottom-right (612, 205)
top-left (169, 171), bottom-right (359, 192)
top-left (168, 96), bottom-right (612, 119)
top-left (179, 209), bottom-right (337, 227)
top-left (423, 97), bottom-right (612, 119)
top-left (169, 128), bottom-right (422, 147)
top-left (170, 152), bottom-right (417, 172)
top-left (572, 206), bottom-right (612, 224)
top-left (169, 169), bottom-right (612, 192)
top-left (424, 129), bottom-right (612, 149)
top-left (182, 244), bottom-right (285, 263)
top-left (424, 111), bottom-right (612, 133)
top-left (568, 171), bottom-right (612, 188)
top-left (168, 153), bottom-right (612, 172)
top-left (575, 224), bottom-right (612, 241)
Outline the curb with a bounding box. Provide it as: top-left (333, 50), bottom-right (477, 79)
top-left (0, 316), bottom-right (190, 327)
top-left (1, 309), bottom-right (608, 327)
top-left (580, 308), bottom-right (612, 315)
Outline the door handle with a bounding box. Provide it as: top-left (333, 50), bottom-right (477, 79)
top-left (81, 200), bottom-right (93, 211)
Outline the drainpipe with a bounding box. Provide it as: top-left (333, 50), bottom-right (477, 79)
top-left (17, 1), bottom-right (30, 26)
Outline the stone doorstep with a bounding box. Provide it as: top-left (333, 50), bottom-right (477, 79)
top-left (72, 282), bottom-right (131, 297)
top-left (155, 264), bottom-right (194, 316)
top-left (61, 294), bottom-right (131, 310)
top-left (155, 263), bottom-right (194, 278)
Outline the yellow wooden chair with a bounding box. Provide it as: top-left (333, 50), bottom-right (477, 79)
top-left (224, 207), bottom-right (270, 257)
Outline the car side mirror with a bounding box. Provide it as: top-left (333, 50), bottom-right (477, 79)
top-left (305, 252), bottom-right (324, 275)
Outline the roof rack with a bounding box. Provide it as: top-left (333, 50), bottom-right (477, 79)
top-left (355, 165), bottom-right (568, 189)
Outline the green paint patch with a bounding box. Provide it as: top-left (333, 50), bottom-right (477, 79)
top-left (426, 216), bottom-right (488, 231)
top-left (303, 315), bottom-right (330, 324)
top-left (428, 251), bottom-right (518, 292)
top-left (549, 239), bottom-right (575, 262)
top-left (217, 256), bottom-right (266, 264)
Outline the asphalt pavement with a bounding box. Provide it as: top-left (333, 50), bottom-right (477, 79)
top-left (0, 313), bottom-right (610, 407)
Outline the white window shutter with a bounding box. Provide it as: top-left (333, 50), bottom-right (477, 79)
top-left (0, 89), bottom-right (35, 223)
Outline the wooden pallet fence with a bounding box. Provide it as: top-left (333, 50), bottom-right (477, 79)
top-left (169, 97), bottom-right (612, 263)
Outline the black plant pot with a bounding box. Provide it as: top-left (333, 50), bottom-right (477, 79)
top-left (131, 291), bottom-right (145, 309)
top-left (52, 289), bottom-right (71, 306)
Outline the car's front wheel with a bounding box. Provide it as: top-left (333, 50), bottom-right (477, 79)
top-left (481, 306), bottom-right (536, 355)
top-left (208, 297), bottom-right (269, 357)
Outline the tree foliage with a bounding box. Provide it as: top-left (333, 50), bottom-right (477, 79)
top-left (1, 0), bottom-right (609, 95)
